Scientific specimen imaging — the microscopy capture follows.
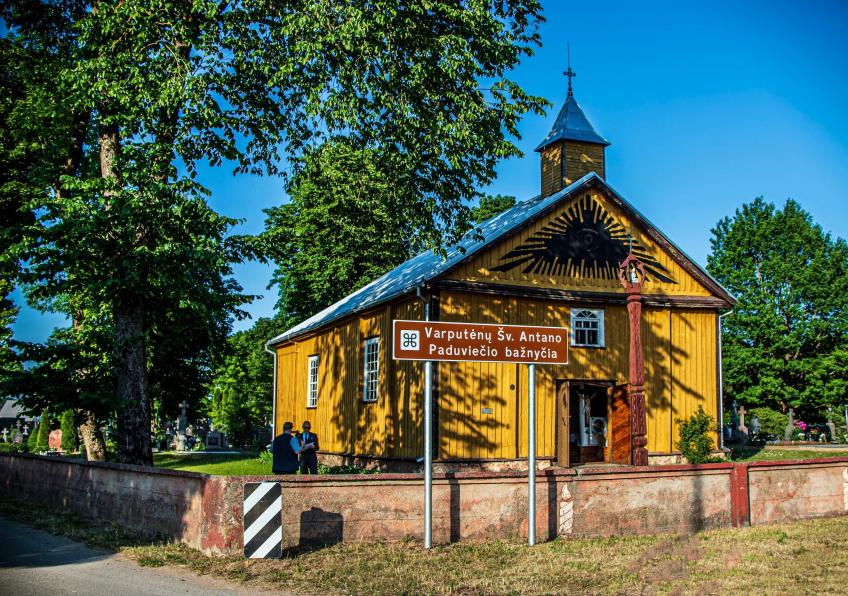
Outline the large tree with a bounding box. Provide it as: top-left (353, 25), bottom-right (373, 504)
top-left (3, 0), bottom-right (545, 464)
top-left (707, 198), bottom-right (848, 417)
top-left (264, 141), bottom-right (420, 327)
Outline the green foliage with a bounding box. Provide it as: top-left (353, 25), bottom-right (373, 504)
top-left (26, 421), bottom-right (38, 451)
top-left (264, 141), bottom-right (419, 326)
top-left (207, 317), bottom-right (284, 446)
top-left (34, 409), bottom-right (50, 452)
top-left (317, 463), bottom-right (380, 475)
top-left (677, 407), bottom-right (719, 464)
top-left (60, 410), bottom-right (78, 453)
top-left (0, 442), bottom-right (27, 454)
top-left (827, 406), bottom-right (848, 443)
top-left (470, 194), bottom-right (517, 224)
top-left (2, 1), bottom-right (546, 464)
top-left (748, 407), bottom-right (788, 439)
top-left (708, 198), bottom-right (848, 417)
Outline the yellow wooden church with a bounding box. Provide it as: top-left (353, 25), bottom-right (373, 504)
top-left (268, 78), bottom-right (736, 469)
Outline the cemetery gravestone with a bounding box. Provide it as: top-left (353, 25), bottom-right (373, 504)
top-left (826, 420), bottom-right (836, 443)
top-left (737, 405), bottom-right (748, 442)
top-left (176, 400), bottom-right (190, 451)
top-left (206, 430), bottom-right (222, 450)
top-left (750, 415), bottom-right (761, 437)
top-left (1, 428), bottom-right (8, 443)
top-left (48, 429), bottom-right (62, 451)
top-left (784, 408), bottom-right (795, 441)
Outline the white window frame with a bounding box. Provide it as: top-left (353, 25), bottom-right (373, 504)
top-left (307, 354), bottom-right (319, 408)
top-left (571, 308), bottom-right (605, 348)
top-left (363, 337), bottom-right (380, 402)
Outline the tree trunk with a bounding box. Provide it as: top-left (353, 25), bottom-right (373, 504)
top-left (79, 410), bottom-right (107, 461)
top-left (99, 119), bottom-right (151, 466)
top-left (113, 298), bottom-right (152, 466)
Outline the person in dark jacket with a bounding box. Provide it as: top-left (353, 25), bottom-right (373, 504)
top-left (271, 421), bottom-right (302, 474)
top-left (298, 421), bottom-right (319, 474)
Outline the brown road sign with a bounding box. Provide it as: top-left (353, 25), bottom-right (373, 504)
top-left (392, 320), bottom-right (568, 364)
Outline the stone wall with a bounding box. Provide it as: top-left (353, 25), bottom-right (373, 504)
top-left (747, 459), bottom-right (848, 525)
top-left (1, 453), bottom-right (846, 556)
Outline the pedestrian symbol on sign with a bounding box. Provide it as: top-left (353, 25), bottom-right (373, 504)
top-left (400, 329), bottom-right (419, 350)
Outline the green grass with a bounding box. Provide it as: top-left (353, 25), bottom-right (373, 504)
top-left (2, 495), bottom-right (847, 595)
top-left (729, 445), bottom-right (848, 462)
top-left (153, 451), bottom-right (271, 475)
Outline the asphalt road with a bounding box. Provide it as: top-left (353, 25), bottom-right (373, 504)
top-left (0, 518), bottom-right (263, 596)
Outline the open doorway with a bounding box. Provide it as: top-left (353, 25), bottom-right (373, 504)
top-left (556, 380), bottom-right (626, 466)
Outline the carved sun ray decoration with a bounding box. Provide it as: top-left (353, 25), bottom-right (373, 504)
top-left (491, 194), bottom-right (676, 284)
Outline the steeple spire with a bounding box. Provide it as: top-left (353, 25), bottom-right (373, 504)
top-left (537, 54), bottom-right (610, 196)
top-left (564, 43), bottom-right (576, 97)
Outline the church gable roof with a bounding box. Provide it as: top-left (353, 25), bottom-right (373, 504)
top-left (269, 173), bottom-right (734, 345)
top-left (535, 95), bottom-right (610, 151)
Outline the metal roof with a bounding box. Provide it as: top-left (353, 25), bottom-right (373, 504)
top-left (535, 95), bottom-right (610, 151)
top-left (269, 174), bottom-right (600, 345)
top-left (268, 172), bottom-right (735, 346)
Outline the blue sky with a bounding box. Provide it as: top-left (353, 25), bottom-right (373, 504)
top-left (12, 0), bottom-right (848, 342)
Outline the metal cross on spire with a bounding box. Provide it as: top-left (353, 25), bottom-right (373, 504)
top-left (564, 42), bottom-right (576, 97)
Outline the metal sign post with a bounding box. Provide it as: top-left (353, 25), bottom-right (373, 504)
top-left (424, 358), bottom-right (433, 549)
top-left (528, 363), bottom-right (536, 546)
top-left (391, 319), bottom-right (567, 549)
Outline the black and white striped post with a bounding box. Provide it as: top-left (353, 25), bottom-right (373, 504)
top-left (243, 482), bottom-right (283, 559)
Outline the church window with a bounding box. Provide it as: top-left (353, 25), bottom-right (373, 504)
top-left (571, 309), bottom-right (604, 347)
top-left (363, 337), bottom-right (380, 402)
top-left (307, 355), bottom-right (319, 408)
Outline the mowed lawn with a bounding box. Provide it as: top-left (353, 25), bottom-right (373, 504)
top-left (153, 451), bottom-right (270, 475)
top-left (128, 517), bottom-right (847, 594)
top-left (729, 445), bottom-right (848, 462)
top-left (150, 445), bottom-right (848, 476)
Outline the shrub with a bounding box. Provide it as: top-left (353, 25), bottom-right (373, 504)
top-left (26, 422), bottom-right (39, 451)
top-left (748, 407), bottom-right (788, 439)
top-left (35, 409), bottom-right (51, 452)
top-left (0, 442), bottom-right (27, 454)
top-left (677, 407), bottom-right (720, 464)
top-left (60, 410), bottom-right (79, 453)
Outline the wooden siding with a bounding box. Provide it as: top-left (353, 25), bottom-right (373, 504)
top-left (446, 191), bottom-right (712, 297)
top-left (540, 143), bottom-right (563, 197)
top-left (436, 291), bottom-right (717, 459)
top-left (564, 141), bottom-right (605, 184)
top-left (275, 292), bottom-right (718, 462)
top-left (275, 298), bottom-right (424, 459)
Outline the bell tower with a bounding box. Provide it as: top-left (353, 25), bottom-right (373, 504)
top-left (537, 57), bottom-right (609, 197)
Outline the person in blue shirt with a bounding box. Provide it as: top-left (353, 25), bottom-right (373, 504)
top-left (271, 421), bottom-right (301, 474)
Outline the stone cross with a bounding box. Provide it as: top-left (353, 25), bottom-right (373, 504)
top-left (1, 428), bottom-right (8, 443)
top-left (22, 422), bottom-right (29, 436)
top-left (737, 405), bottom-right (748, 437)
top-left (177, 400), bottom-right (190, 433)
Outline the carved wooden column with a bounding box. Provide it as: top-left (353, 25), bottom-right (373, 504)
top-left (619, 255), bottom-right (648, 466)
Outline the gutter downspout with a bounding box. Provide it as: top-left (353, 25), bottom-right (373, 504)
top-left (264, 341), bottom-right (278, 440)
top-left (717, 310), bottom-right (733, 450)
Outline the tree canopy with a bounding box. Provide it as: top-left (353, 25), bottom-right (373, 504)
top-left (708, 198), bottom-right (848, 416)
top-left (470, 193), bottom-right (517, 223)
top-left (2, 1), bottom-right (546, 464)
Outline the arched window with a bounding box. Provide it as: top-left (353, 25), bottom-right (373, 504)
top-left (571, 309), bottom-right (604, 347)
